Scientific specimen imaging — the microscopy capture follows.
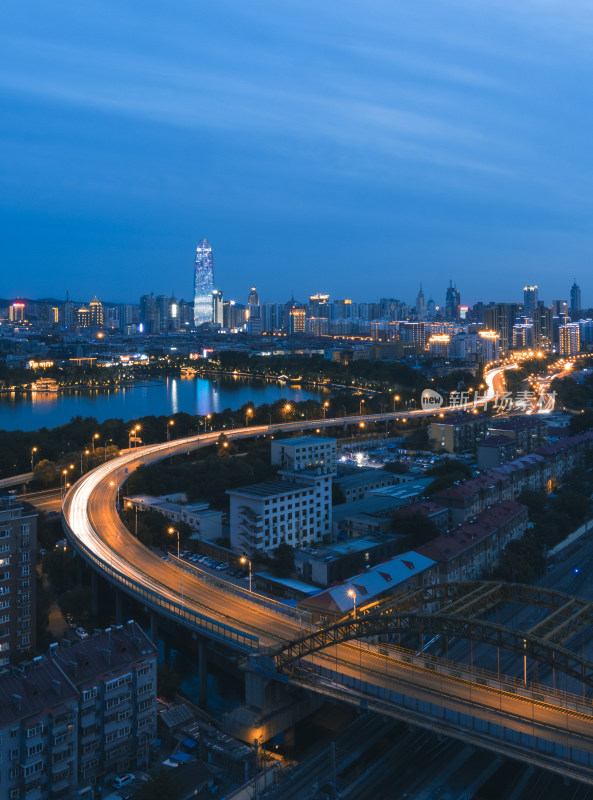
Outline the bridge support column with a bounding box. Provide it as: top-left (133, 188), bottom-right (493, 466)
top-left (91, 572), bottom-right (98, 617)
top-left (198, 637), bottom-right (208, 709)
top-left (150, 613), bottom-right (158, 645)
top-left (115, 589), bottom-right (123, 626)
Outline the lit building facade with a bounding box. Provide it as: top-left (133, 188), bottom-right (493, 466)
top-left (193, 238), bottom-right (214, 326)
top-left (559, 323), bottom-right (581, 356)
top-left (88, 296), bottom-right (103, 327)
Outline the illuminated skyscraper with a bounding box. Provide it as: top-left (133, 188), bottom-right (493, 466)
top-left (193, 238), bottom-right (214, 326)
top-left (570, 281), bottom-right (582, 318)
top-left (523, 285), bottom-right (538, 317)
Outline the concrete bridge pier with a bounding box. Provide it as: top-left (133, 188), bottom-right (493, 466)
top-left (91, 571), bottom-right (99, 617)
top-left (149, 612), bottom-right (158, 645)
top-left (114, 589), bottom-right (123, 625)
top-left (221, 653), bottom-right (323, 744)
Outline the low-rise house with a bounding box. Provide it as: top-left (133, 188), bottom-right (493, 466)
top-left (416, 500), bottom-right (528, 582)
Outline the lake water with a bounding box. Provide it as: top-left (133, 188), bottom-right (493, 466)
top-left (0, 376), bottom-right (326, 431)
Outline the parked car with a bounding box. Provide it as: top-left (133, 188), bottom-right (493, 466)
top-left (75, 627), bottom-right (88, 640)
top-left (112, 773), bottom-right (135, 789)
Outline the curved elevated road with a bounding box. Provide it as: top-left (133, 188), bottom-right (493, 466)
top-left (61, 365), bottom-right (511, 650)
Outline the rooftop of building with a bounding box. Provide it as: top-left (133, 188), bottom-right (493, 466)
top-left (488, 416), bottom-right (547, 432)
top-left (298, 550), bottom-right (436, 614)
top-left (416, 500), bottom-right (527, 564)
top-left (332, 495), bottom-right (409, 522)
top-left (227, 478), bottom-right (310, 500)
top-left (478, 435), bottom-right (518, 448)
top-left (366, 478), bottom-right (433, 501)
top-left (395, 500), bottom-right (448, 518)
top-left (53, 621), bottom-right (156, 688)
top-left (0, 658), bottom-right (78, 728)
top-left (273, 436), bottom-right (336, 447)
top-left (335, 469), bottom-right (396, 490)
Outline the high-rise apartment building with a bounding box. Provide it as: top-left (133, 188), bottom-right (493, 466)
top-left (193, 238), bottom-right (214, 326)
top-left (559, 323), bottom-right (581, 356)
top-left (523, 285), bottom-right (538, 317)
top-left (0, 495), bottom-right (37, 663)
top-left (570, 281), bottom-right (582, 319)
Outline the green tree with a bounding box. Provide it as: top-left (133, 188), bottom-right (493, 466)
top-left (271, 543), bottom-right (295, 578)
top-left (157, 664), bottom-right (182, 701)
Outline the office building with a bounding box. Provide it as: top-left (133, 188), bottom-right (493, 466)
top-left (416, 285), bottom-right (426, 320)
top-left (559, 322), bottom-right (581, 356)
top-left (88, 296), bottom-right (103, 327)
top-left (571, 281), bottom-right (582, 319)
top-left (193, 238), bottom-right (214, 326)
top-left (212, 289), bottom-right (223, 326)
top-left (77, 307), bottom-right (90, 328)
top-left (483, 303), bottom-right (519, 353)
top-left (247, 287), bottom-right (260, 319)
top-left (523, 285), bottom-right (538, 316)
top-left (288, 303), bottom-right (306, 335)
top-left (0, 495), bottom-right (37, 664)
top-left (477, 330), bottom-right (500, 363)
top-left (9, 302), bottom-right (26, 323)
top-left (445, 281), bottom-right (460, 321)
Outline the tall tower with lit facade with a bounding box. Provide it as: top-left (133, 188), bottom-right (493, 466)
top-left (570, 281), bottom-right (582, 319)
top-left (193, 238), bottom-right (214, 326)
top-left (523, 285), bottom-right (538, 317)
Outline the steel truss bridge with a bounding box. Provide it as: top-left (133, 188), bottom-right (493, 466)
top-left (275, 581), bottom-right (593, 687)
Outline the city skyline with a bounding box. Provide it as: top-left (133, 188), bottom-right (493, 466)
top-left (4, 3), bottom-right (593, 301)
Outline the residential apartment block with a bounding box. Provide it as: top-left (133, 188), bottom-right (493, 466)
top-left (271, 436), bottom-right (337, 474)
top-left (0, 495), bottom-right (37, 664)
top-left (416, 500), bottom-right (528, 582)
top-left (0, 622), bottom-right (157, 799)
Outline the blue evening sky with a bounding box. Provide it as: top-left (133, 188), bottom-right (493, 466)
top-left (2, 1), bottom-right (593, 307)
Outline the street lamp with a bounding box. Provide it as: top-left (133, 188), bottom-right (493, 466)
top-left (245, 407), bottom-right (253, 427)
top-left (168, 527), bottom-right (179, 559)
top-left (30, 446), bottom-right (37, 472)
top-left (283, 403), bottom-right (292, 422)
top-left (92, 433), bottom-right (100, 452)
top-left (393, 395), bottom-right (400, 412)
top-left (347, 587), bottom-right (357, 618)
top-left (240, 556), bottom-right (252, 592)
top-left (127, 501), bottom-right (138, 536)
top-left (167, 419), bottom-right (175, 442)
top-left (322, 401), bottom-right (330, 419)
top-left (359, 398), bottom-right (365, 415)
top-left (205, 413), bottom-right (212, 432)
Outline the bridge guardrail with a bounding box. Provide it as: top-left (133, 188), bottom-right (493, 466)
top-left (167, 553), bottom-right (314, 626)
top-left (350, 639), bottom-right (593, 715)
top-left (61, 512), bottom-right (258, 652)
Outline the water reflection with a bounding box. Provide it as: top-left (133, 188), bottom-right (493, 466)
top-left (0, 376), bottom-right (326, 431)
